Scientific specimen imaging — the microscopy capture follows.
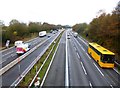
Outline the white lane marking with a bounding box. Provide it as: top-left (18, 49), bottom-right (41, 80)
top-left (11, 53), bottom-right (16, 57)
top-left (8, 53), bottom-right (16, 58)
top-left (89, 81), bottom-right (93, 88)
top-left (73, 44), bottom-right (75, 47)
top-left (74, 47), bottom-right (76, 51)
top-left (2, 51), bottom-right (14, 57)
top-left (75, 48), bottom-right (77, 51)
top-left (74, 38), bottom-right (87, 54)
top-left (78, 37), bottom-right (88, 46)
top-left (10, 32), bottom-right (62, 86)
top-left (33, 43), bottom-right (36, 45)
top-left (79, 43), bottom-right (81, 47)
top-left (81, 47), bottom-right (85, 52)
top-left (81, 62), bottom-right (87, 75)
top-left (110, 84), bottom-right (114, 88)
top-left (0, 59), bottom-right (7, 64)
top-left (40, 41), bottom-right (59, 87)
top-left (65, 31), bottom-right (69, 86)
top-left (86, 53), bottom-right (91, 59)
top-left (3, 55), bottom-right (12, 61)
top-left (75, 39), bottom-right (82, 47)
top-left (0, 53), bottom-right (16, 65)
top-left (93, 63), bottom-right (104, 76)
top-left (113, 68), bottom-right (120, 75)
top-left (35, 41), bottom-right (38, 44)
top-left (77, 53), bottom-right (80, 59)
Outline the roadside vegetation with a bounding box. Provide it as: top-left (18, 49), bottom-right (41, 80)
top-left (72, 2), bottom-right (120, 63)
top-left (18, 31), bottom-right (62, 87)
top-left (1, 20), bottom-right (63, 48)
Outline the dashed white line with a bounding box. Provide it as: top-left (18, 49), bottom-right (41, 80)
top-left (81, 62), bottom-right (87, 75)
top-left (2, 51), bottom-right (14, 57)
top-left (113, 68), bottom-right (120, 75)
top-left (0, 59), bottom-right (7, 64)
top-left (77, 53), bottom-right (80, 58)
top-left (74, 47), bottom-right (76, 51)
top-left (93, 63), bottom-right (104, 76)
top-left (79, 44), bottom-right (81, 47)
top-left (11, 53), bottom-right (16, 57)
top-left (6, 55), bottom-right (11, 59)
top-left (75, 48), bottom-right (77, 51)
top-left (110, 84), bottom-right (113, 88)
top-left (81, 47), bottom-right (85, 52)
top-left (0, 53), bottom-right (17, 65)
top-left (33, 42), bottom-right (36, 45)
top-left (89, 81), bottom-right (93, 88)
top-left (74, 38), bottom-right (86, 53)
top-left (86, 53), bottom-right (91, 59)
top-left (78, 37), bottom-right (88, 46)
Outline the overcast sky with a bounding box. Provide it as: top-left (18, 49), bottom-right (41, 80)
top-left (0, 0), bottom-right (119, 26)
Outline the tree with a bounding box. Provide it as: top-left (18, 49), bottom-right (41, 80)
top-left (6, 21), bottom-right (28, 42)
top-left (9, 19), bottom-right (19, 25)
top-left (114, 1), bottom-right (120, 14)
top-left (28, 22), bottom-right (42, 33)
top-left (72, 23), bottom-right (88, 34)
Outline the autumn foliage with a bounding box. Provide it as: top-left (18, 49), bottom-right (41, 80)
top-left (1, 20), bottom-right (63, 46)
top-left (73, 2), bottom-right (120, 62)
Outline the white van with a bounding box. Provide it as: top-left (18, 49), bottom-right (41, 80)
top-left (74, 32), bottom-right (78, 38)
top-left (14, 41), bottom-right (24, 47)
top-left (39, 31), bottom-right (46, 37)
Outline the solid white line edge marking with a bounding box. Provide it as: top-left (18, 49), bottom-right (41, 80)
top-left (93, 63), bottom-right (104, 76)
top-left (65, 30), bottom-right (69, 86)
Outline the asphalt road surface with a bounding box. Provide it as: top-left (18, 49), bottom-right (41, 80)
top-left (1, 33), bottom-right (53, 68)
top-left (1, 29), bottom-right (120, 87)
top-left (70, 30), bottom-right (120, 87)
top-left (2, 31), bottom-right (61, 86)
top-left (43, 29), bottom-right (120, 87)
top-left (43, 31), bottom-right (66, 86)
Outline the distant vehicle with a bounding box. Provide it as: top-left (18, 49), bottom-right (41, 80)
top-left (50, 30), bottom-right (53, 33)
top-left (16, 43), bottom-right (30, 55)
top-left (67, 36), bottom-right (70, 39)
top-left (88, 43), bottom-right (115, 68)
top-left (47, 35), bottom-right (50, 38)
top-left (39, 31), bottom-right (46, 37)
top-left (56, 29), bottom-right (59, 31)
top-left (52, 29), bottom-right (59, 34)
top-left (74, 32), bottom-right (78, 38)
top-left (14, 41), bottom-right (24, 47)
top-left (52, 31), bottom-right (56, 34)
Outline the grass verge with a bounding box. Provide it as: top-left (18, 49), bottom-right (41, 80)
top-left (38, 32), bottom-right (61, 82)
top-left (18, 31), bottom-right (63, 87)
top-left (118, 66), bottom-right (120, 72)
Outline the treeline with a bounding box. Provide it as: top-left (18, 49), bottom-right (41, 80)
top-left (72, 2), bottom-right (120, 62)
top-left (1, 19), bottom-right (63, 46)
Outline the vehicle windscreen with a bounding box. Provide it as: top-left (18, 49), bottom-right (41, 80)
top-left (102, 55), bottom-right (115, 63)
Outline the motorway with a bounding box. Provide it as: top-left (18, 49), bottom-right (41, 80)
top-left (1, 29), bottom-right (120, 87)
top-left (1, 33), bottom-right (53, 68)
top-left (43, 30), bottom-right (66, 86)
top-left (74, 32), bottom-right (120, 87)
top-left (43, 29), bottom-right (120, 87)
top-left (1, 31), bottom-right (61, 86)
